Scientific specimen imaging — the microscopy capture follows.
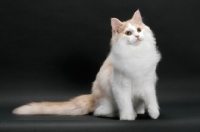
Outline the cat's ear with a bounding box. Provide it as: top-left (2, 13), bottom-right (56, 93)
top-left (132, 10), bottom-right (143, 24)
top-left (111, 18), bottom-right (123, 33)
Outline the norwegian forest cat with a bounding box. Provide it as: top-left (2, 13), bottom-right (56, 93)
top-left (13, 10), bottom-right (161, 120)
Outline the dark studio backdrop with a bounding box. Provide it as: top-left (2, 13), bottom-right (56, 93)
top-left (0, 0), bottom-right (200, 131)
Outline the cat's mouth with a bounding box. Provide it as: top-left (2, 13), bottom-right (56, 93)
top-left (127, 40), bottom-right (141, 45)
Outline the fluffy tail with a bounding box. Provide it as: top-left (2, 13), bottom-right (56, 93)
top-left (13, 94), bottom-right (94, 115)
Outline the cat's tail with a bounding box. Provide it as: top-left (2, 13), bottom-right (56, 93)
top-left (12, 94), bottom-right (94, 115)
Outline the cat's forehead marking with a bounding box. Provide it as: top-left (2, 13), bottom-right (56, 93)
top-left (126, 23), bottom-right (136, 31)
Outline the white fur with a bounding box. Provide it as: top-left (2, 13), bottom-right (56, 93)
top-left (93, 23), bottom-right (161, 120)
top-left (13, 11), bottom-right (161, 121)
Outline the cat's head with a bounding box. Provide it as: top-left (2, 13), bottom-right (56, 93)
top-left (111, 10), bottom-right (154, 46)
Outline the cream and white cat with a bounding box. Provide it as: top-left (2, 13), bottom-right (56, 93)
top-left (13, 10), bottom-right (161, 121)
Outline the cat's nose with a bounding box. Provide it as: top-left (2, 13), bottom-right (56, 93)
top-left (135, 35), bottom-right (139, 39)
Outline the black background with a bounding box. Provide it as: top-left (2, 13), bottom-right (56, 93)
top-left (0, 0), bottom-right (200, 131)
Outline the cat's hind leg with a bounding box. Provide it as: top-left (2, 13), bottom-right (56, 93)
top-left (93, 98), bottom-right (117, 118)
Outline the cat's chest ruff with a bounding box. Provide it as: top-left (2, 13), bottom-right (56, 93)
top-left (111, 50), bottom-right (152, 73)
top-left (110, 39), bottom-right (159, 78)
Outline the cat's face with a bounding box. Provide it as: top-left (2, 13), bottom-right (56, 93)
top-left (111, 10), bottom-right (153, 45)
top-left (119, 22), bottom-right (145, 45)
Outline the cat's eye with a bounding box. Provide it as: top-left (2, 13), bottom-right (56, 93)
top-left (125, 31), bottom-right (132, 36)
top-left (137, 28), bottom-right (141, 32)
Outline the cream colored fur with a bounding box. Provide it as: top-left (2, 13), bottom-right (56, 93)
top-left (13, 10), bottom-right (161, 121)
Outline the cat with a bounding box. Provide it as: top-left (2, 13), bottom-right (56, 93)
top-left (13, 10), bottom-right (161, 121)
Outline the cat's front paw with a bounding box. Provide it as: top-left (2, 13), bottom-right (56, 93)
top-left (120, 113), bottom-right (136, 121)
top-left (148, 108), bottom-right (160, 119)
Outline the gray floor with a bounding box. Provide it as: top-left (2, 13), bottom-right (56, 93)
top-left (0, 72), bottom-right (200, 131)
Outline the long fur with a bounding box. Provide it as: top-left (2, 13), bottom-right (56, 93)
top-left (13, 94), bottom-right (94, 115)
top-left (13, 10), bottom-right (161, 121)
